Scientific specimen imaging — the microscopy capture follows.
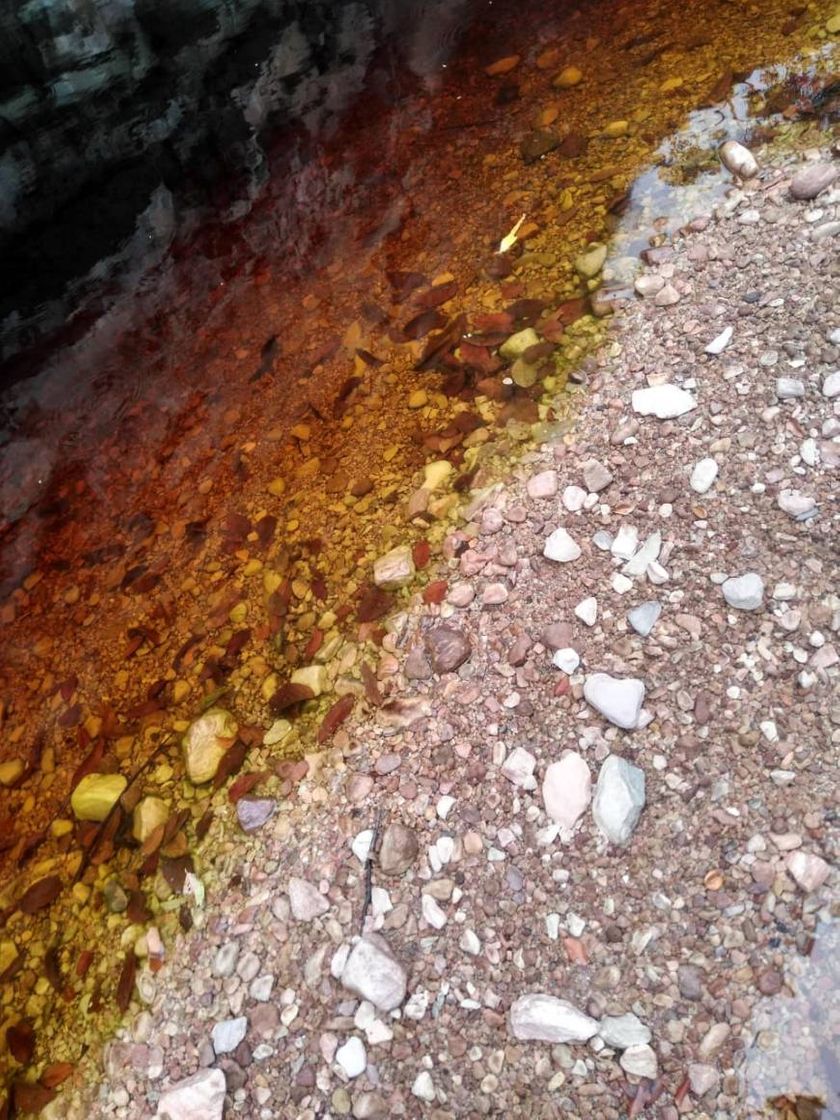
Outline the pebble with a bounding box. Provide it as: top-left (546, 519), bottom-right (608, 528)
top-left (562, 484), bottom-right (587, 511)
top-left (704, 325), bottom-right (733, 355)
top-left (620, 1044), bottom-right (658, 1079)
top-left (211, 1017), bottom-right (248, 1055)
top-left (688, 1063), bottom-right (720, 1098)
top-left (425, 626), bottom-right (471, 672)
top-left (627, 601), bottom-right (661, 637)
top-left (212, 943), bottom-right (239, 979)
top-left (598, 1013), bottom-right (651, 1049)
top-left (719, 139), bottom-right (758, 179)
top-left (785, 850), bottom-right (830, 892)
top-left (378, 823), bottom-right (418, 876)
top-left (690, 458), bottom-right (719, 494)
top-left (510, 995), bottom-right (598, 1043)
top-left (776, 377), bottom-right (805, 399)
top-left (552, 647), bottom-right (580, 674)
top-left (133, 796), bottom-right (170, 843)
top-left (592, 755), bottom-right (646, 846)
top-left (822, 370), bottom-right (840, 398)
top-left (501, 746), bottom-right (538, 790)
top-left (336, 1037), bottom-right (367, 1078)
top-left (653, 283), bottom-right (681, 307)
top-left (527, 470), bottom-right (558, 498)
top-left (154, 1069), bottom-right (226, 1120)
top-left (236, 798), bottom-right (276, 833)
top-left (631, 384), bottom-right (697, 419)
top-left (790, 162), bottom-right (839, 200)
top-left (574, 596), bottom-right (597, 626)
top-left (721, 572), bottom-right (764, 611)
top-left (777, 489), bottom-right (817, 521)
top-left (373, 545), bottom-right (416, 589)
top-left (634, 274), bottom-right (664, 298)
top-left (411, 1071), bottom-right (436, 1102)
top-left (582, 459), bottom-right (613, 492)
top-left (554, 65), bottom-right (582, 88)
top-left (543, 527), bottom-right (581, 562)
top-left (583, 673), bottom-right (645, 730)
top-left (575, 242), bottom-right (607, 279)
top-left (698, 1023), bottom-right (730, 1060)
top-left (421, 893), bottom-right (447, 930)
top-left (71, 773), bottom-right (128, 822)
top-left (289, 877), bottom-right (329, 921)
top-left (182, 708), bottom-right (238, 785)
top-left (341, 936), bottom-right (407, 1011)
top-left (542, 753), bottom-right (591, 829)
top-left (500, 327), bottom-right (540, 360)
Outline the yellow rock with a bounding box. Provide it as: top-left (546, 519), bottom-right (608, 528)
top-left (423, 460), bottom-right (453, 491)
top-left (71, 773), bottom-right (128, 821)
top-left (50, 819), bottom-right (73, 839)
top-left (229, 601), bottom-right (248, 624)
top-left (173, 679), bottom-right (191, 704)
top-left (0, 940), bottom-right (18, 975)
top-left (660, 76), bottom-right (684, 92)
top-left (554, 66), bottom-right (582, 88)
top-left (133, 796), bottom-right (170, 843)
top-left (408, 390), bottom-right (428, 409)
top-left (72, 883), bottom-right (91, 904)
top-left (182, 708), bottom-right (238, 784)
top-left (291, 665), bottom-right (327, 697)
top-left (485, 55), bottom-right (520, 76)
top-left (603, 120), bottom-right (629, 138)
top-left (0, 759), bottom-right (24, 786)
top-left (267, 477), bottom-right (286, 497)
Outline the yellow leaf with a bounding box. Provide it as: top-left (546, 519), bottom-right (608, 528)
top-left (498, 213), bottom-right (527, 254)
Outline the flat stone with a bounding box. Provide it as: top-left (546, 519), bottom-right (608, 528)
top-left (542, 753), bottom-right (591, 829)
top-left (501, 746), bottom-right (538, 790)
top-left (341, 936), bottom-right (407, 1011)
top-left (776, 377), bottom-right (805, 399)
top-left (627, 601), bottom-right (661, 637)
top-left (543, 527), bottom-right (581, 562)
top-left (620, 1043), bottom-right (658, 1078)
top-left (290, 664), bottom-right (327, 696)
top-left (631, 384), bottom-right (697, 419)
top-left (777, 489), bottom-right (817, 521)
top-left (786, 851), bottom-right (830, 892)
top-left (411, 1071), bottom-right (436, 1102)
top-left (379, 823), bottom-right (418, 877)
top-left (623, 531), bottom-right (661, 578)
top-left (335, 1037), bottom-right (367, 1079)
top-left (373, 545), bottom-right (415, 589)
top-left (182, 708), bottom-right (238, 785)
top-left (654, 283), bottom-right (681, 307)
top-left (421, 893), bottom-right (447, 929)
top-left (598, 1013), bottom-right (651, 1050)
top-left (71, 773), bottom-right (127, 822)
top-left (236, 798), bottom-right (276, 833)
top-left (583, 673), bottom-right (645, 730)
top-left (634, 274), bottom-right (664, 298)
top-left (553, 65), bottom-right (582, 88)
top-left (698, 1022), bottom-right (730, 1060)
top-left (562, 484), bottom-right (587, 512)
top-left (823, 371), bottom-right (840, 398)
top-left (0, 759), bottom-right (24, 787)
top-left (790, 162), bottom-right (839, 201)
top-left (527, 470), bottom-right (558, 498)
top-left (499, 328), bottom-right (540, 361)
top-left (212, 943), bottom-right (239, 979)
top-left (509, 995), bottom-right (598, 1043)
top-left (592, 755), bottom-right (646, 846)
top-left (722, 572), bottom-right (764, 611)
top-left (690, 458), bottom-right (719, 494)
top-left (289, 877), bottom-right (329, 921)
top-left (582, 459), bottom-right (613, 492)
top-left (542, 621), bottom-right (573, 649)
top-left (155, 1070), bottom-right (226, 1120)
top-left (211, 1017), bottom-right (247, 1055)
top-left (425, 626), bottom-right (471, 673)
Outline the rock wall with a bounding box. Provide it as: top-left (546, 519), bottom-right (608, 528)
top-left (0, 0), bottom-right (474, 366)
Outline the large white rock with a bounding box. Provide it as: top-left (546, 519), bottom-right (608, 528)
top-left (690, 458), bottom-right (719, 494)
top-left (341, 936), bottom-right (407, 1011)
top-left (132, 796), bottom-right (170, 843)
top-left (592, 756), bottom-right (646, 846)
top-left (598, 1013), bottom-right (651, 1049)
top-left (627, 601), bottom-right (661, 637)
top-left (182, 708), bottom-right (238, 784)
top-left (786, 851), bottom-right (830, 893)
top-left (583, 673), bottom-right (645, 730)
top-left (631, 384), bottom-right (697, 419)
top-left (543, 527), bottom-right (581, 562)
top-left (373, 545), bottom-right (416, 589)
top-left (289, 877), bottom-right (329, 921)
top-left (620, 1043), bottom-right (658, 1078)
top-left (156, 1069), bottom-right (226, 1120)
top-left (542, 753), bottom-right (591, 829)
top-left (574, 597), bottom-right (597, 626)
top-left (510, 994), bottom-right (598, 1043)
top-left (722, 573), bottom-right (764, 611)
top-left (71, 773), bottom-right (127, 822)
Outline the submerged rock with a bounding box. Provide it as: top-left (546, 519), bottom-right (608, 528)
top-left (182, 708), bottom-right (238, 785)
top-left (71, 773), bottom-right (127, 821)
top-left (719, 139), bottom-right (758, 179)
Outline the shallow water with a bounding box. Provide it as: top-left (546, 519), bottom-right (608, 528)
top-left (0, 0), bottom-right (837, 1108)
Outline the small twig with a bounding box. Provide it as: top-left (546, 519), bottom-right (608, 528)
top-left (359, 810), bottom-right (384, 935)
